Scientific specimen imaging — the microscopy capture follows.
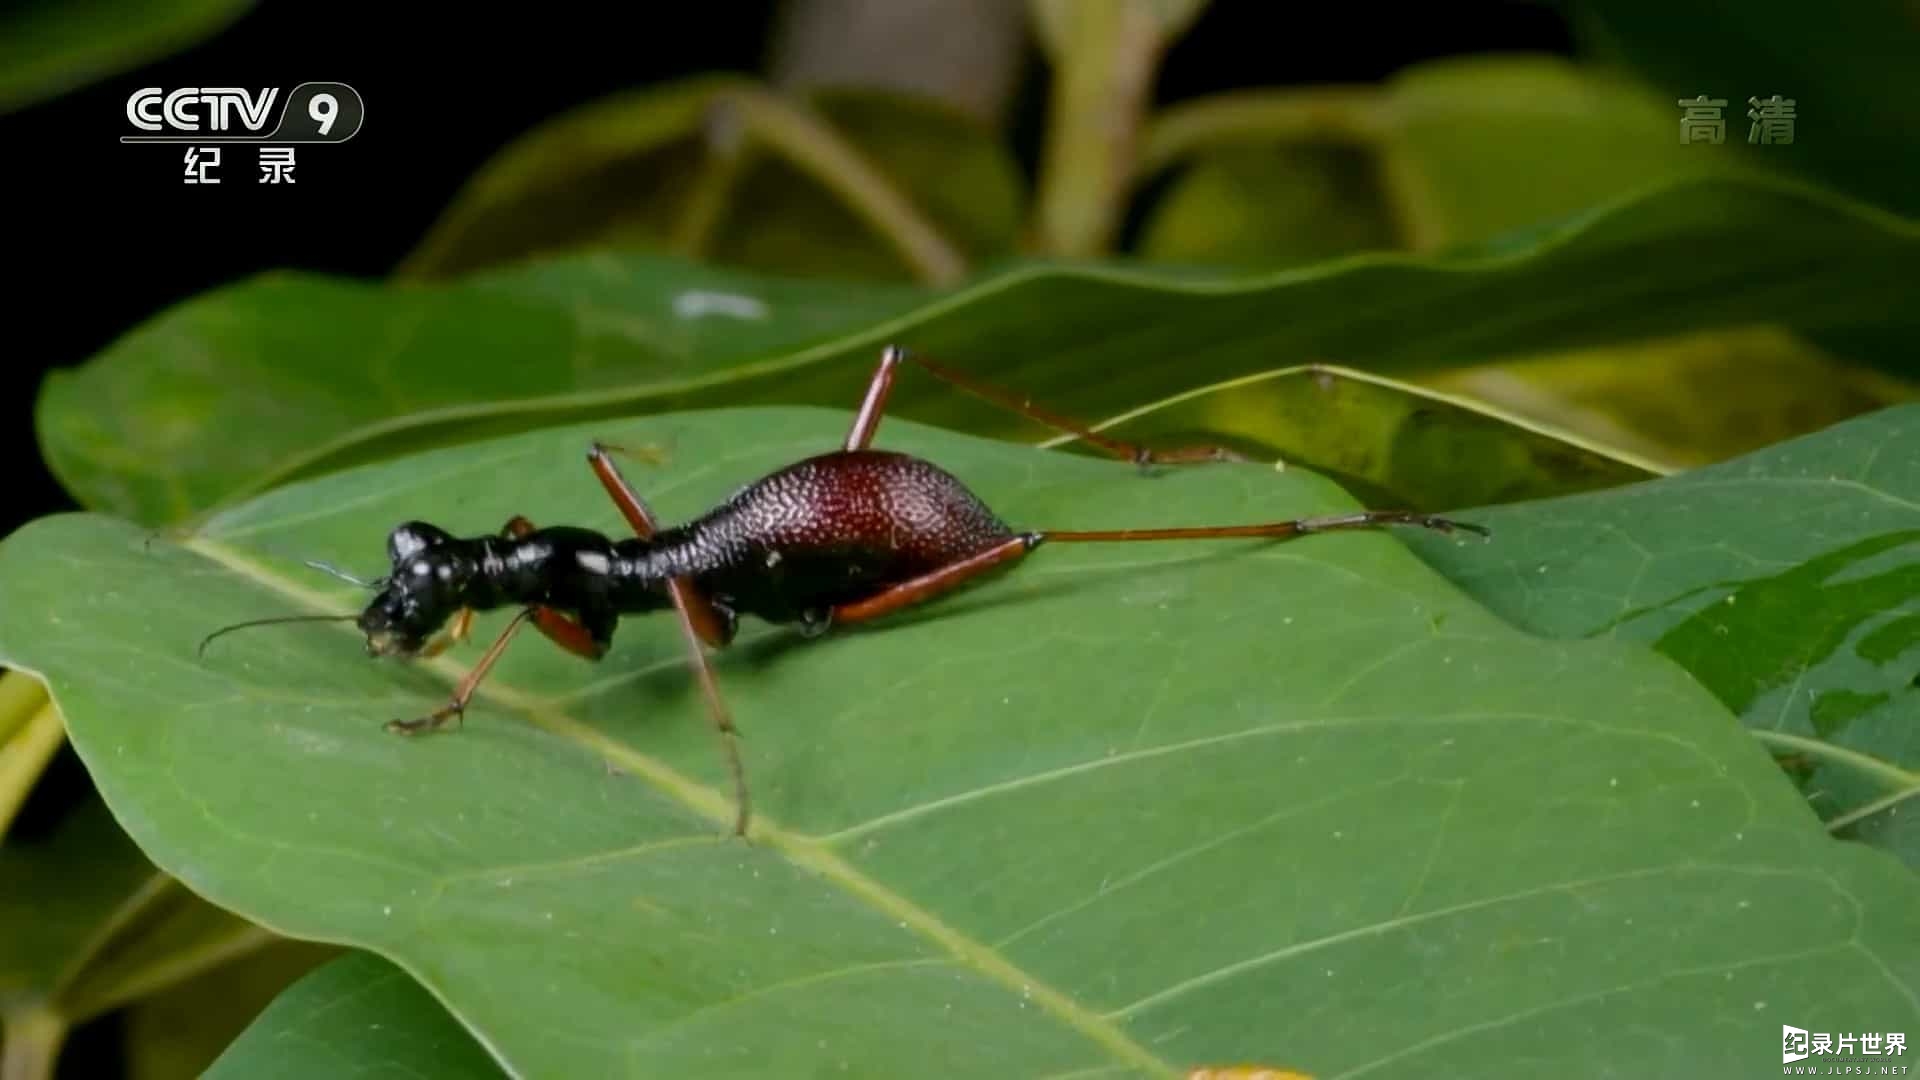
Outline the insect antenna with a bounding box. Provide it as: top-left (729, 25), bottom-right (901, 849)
top-left (197, 613), bottom-right (361, 657)
top-left (304, 560), bottom-right (384, 589)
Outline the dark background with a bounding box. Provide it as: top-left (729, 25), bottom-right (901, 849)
top-left (4, 1), bottom-right (1573, 541)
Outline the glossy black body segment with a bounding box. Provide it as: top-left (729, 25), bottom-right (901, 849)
top-left (356, 449), bottom-right (1021, 658)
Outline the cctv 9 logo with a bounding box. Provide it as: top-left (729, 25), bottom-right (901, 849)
top-left (122, 82), bottom-right (364, 143)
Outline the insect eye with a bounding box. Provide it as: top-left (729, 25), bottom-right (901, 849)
top-left (387, 522), bottom-right (455, 564)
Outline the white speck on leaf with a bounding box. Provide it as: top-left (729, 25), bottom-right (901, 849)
top-left (673, 290), bottom-right (768, 320)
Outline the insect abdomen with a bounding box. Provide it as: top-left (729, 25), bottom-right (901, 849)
top-left (688, 450), bottom-right (1017, 621)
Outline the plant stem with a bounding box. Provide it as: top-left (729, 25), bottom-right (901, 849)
top-left (0, 671), bottom-right (48, 745)
top-left (58, 913), bottom-right (280, 1024)
top-left (1137, 86), bottom-right (1388, 179)
top-left (1825, 783), bottom-right (1920, 836)
top-left (669, 112), bottom-right (753, 260)
top-left (0, 704), bottom-right (64, 838)
top-left (1749, 729), bottom-right (1918, 795)
top-left (714, 86), bottom-right (968, 285)
top-left (1, 1007), bottom-right (67, 1080)
top-left (768, 0), bottom-right (1030, 128)
top-left (1028, 0), bottom-right (1198, 257)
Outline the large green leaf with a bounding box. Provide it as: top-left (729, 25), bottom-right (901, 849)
top-left (1411, 404), bottom-right (1920, 867)
top-left (3, 410), bottom-right (1918, 1076)
top-left (36, 256), bottom-right (930, 525)
top-left (204, 952), bottom-right (500, 1080)
top-left (39, 174), bottom-right (1920, 527)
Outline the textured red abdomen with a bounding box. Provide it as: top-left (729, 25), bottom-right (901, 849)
top-left (665, 449), bottom-right (1019, 622)
top-left (722, 450), bottom-right (1014, 564)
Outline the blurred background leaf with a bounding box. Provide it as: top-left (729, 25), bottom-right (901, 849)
top-left (398, 82), bottom-right (1019, 286)
top-left (1137, 55), bottom-right (1729, 261)
top-left (0, 795), bottom-right (293, 1080)
top-left (1044, 364), bottom-right (1663, 511)
top-left (0, 0), bottom-right (253, 115)
top-left (202, 951), bottom-right (501, 1080)
top-left (122, 940), bottom-right (339, 1080)
top-left (1565, 0), bottom-right (1920, 219)
top-left (1425, 325), bottom-right (1920, 468)
top-left (39, 174), bottom-right (1920, 528)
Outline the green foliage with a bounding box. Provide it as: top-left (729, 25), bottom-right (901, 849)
top-left (1031, 365), bottom-right (1662, 512)
top-left (0, 796), bottom-right (279, 1076)
top-left (0, 0), bottom-right (253, 114)
top-left (1138, 55), bottom-right (1722, 260)
top-left (1571, 0), bottom-right (1920, 219)
top-left (399, 82), bottom-right (1024, 284)
top-left (1412, 405), bottom-right (1920, 867)
top-left (204, 952), bottom-right (500, 1080)
top-left (11, 1), bottom-right (1920, 1073)
top-left (38, 175), bottom-right (1920, 527)
top-left (6, 411), bottom-right (1920, 1076)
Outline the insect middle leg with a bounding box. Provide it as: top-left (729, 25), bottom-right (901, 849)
top-left (501, 515), bottom-right (611, 661)
top-left (843, 345), bottom-right (1246, 466)
top-left (587, 444), bottom-right (753, 836)
top-left (585, 448), bottom-right (735, 648)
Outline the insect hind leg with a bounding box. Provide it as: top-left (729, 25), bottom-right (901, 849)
top-left (844, 345), bottom-right (1247, 468)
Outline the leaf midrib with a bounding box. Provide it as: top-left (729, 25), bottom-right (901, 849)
top-left (183, 535), bottom-right (1182, 1079)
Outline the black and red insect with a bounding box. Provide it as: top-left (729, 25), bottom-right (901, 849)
top-left (201, 347), bottom-right (1488, 835)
